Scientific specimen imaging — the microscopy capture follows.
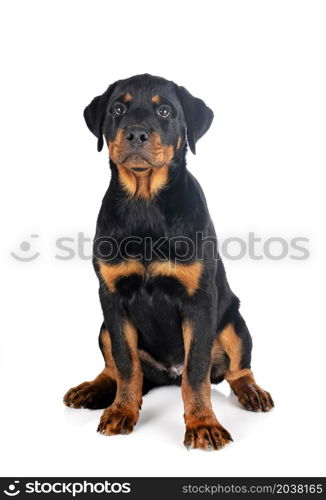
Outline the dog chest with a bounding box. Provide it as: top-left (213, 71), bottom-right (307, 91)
top-left (98, 259), bottom-right (203, 297)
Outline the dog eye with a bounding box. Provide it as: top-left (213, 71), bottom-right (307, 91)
top-left (157, 104), bottom-right (171, 118)
top-left (111, 102), bottom-right (126, 116)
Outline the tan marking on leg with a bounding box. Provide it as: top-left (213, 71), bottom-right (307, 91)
top-left (211, 338), bottom-right (227, 366)
top-left (182, 321), bottom-right (212, 415)
top-left (182, 320), bottom-right (192, 362)
top-left (98, 320), bottom-right (143, 435)
top-left (121, 320), bottom-right (143, 405)
top-left (181, 321), bottom-right (232, 450)
top-left (148, 261), bottom-right (202, 296)
top-left (226, 368), bottom-right (254, 382)
top-left (91, 368), bottom-right (116, 390)
top-left (215, 323), bottom-right (253, 382)
top-left (100, 326), bottom-right (143, 404)
top-left (98, 260), bottom-right (145, 293)
top-left (99, 328), bottom-right (116, 377)
top-left (214, 324), bottom-right (273, 411)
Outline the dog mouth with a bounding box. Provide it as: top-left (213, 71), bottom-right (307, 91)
top-left (121, 153), bottom-right (153, 171)
top-left (130, 167), bottom-right (150, 172)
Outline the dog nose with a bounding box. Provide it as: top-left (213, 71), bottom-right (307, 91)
top-left (125, 126), bottom-right (150, 146)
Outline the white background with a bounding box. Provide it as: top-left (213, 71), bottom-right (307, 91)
top-left (0, 0), bottom-right (325, 478)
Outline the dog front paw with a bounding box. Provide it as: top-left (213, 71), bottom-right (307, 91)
top-left (184, 414), bottom-right (233, 451)
top-left (97, 404), bottom-right (139, 436)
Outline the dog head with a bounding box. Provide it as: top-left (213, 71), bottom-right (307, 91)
top-left (84, 74), bottom-right (214, 174)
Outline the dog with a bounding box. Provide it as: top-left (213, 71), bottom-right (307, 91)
top-left (64, 74), bottom-right (274, 451)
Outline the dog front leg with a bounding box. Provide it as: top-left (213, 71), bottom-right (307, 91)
top-left (97, 288), bottom-right (143, 436)
top-left (182, 314), bottom-right (233, 451)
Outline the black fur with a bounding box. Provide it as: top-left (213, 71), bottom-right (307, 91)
top-left (63, 75), bottom-right (275, 450)
top-left (83, 74), bottom-right (253, 393)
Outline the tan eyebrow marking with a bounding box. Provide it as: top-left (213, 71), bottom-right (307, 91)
top-left (151, 94), bottom-right (161, 104)
top-left (123, 93), bottom-right (133, 102)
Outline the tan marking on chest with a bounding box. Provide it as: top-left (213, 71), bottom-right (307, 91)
top-left (99, 260), bottom-right (145, 293)
top-left (148, 261), bottom-right (203, 296)
top-left (99, 259), bottom-right (203, 296)
top-left (117, 163), bottom-right (170, 200)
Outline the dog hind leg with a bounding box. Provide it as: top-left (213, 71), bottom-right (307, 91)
top-left (213, 313), bottom-right (274, 412)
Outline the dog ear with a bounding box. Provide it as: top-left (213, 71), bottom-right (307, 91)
top-left (175, 86), bottom-right (214, 154)
top-left (83, 83), bottom-right (117, 152)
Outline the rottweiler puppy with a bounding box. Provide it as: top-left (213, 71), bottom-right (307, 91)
top-left (64, 74), bottom-right (274, 451)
